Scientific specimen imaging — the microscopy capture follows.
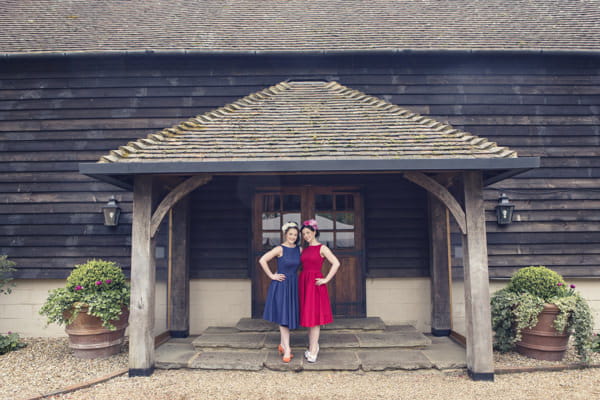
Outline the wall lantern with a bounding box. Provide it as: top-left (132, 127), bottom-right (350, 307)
top-left (103, 196), bottom-right (121, 227)
top-left (495, 193), bottom-right (515, 225)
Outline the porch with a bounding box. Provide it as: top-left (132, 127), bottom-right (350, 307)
top-left (155, 317), bottom-right (466, 372)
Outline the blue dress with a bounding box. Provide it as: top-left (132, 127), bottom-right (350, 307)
top-left (262, 245), bottom-right (300, 329)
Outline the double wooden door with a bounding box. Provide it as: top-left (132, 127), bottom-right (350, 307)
top-left (252, 186), bottom-right (364, 318)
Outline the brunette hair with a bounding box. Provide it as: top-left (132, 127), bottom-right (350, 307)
top-left (282, 221), bottom-right (300, 245)
top-left (300, 223), bottom-right (320, 238)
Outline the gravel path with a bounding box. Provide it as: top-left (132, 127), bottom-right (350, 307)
top-left (1, 337), bottom-right (599, 400)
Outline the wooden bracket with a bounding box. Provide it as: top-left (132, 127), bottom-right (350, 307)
top-left (150, 174), bottom-right (212, 238)
top-left (403, 171), bottom-right (467, 235)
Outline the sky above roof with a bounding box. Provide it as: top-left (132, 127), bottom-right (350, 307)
top-left (2, 0), bottom-right (600, 56)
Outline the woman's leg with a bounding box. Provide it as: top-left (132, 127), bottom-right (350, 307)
top-left (308, 325), bottom-right (320, 355)
top-left (279, 325), bottom-right (291, 356)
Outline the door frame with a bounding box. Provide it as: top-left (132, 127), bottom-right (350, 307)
top-left (251, 184), bottom-right (366, 318)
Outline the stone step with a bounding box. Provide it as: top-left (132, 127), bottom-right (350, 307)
top-left (191, 324), bottom-right (431, 352)
top-left (156, 335), bottom-right (466, 372)
top-left (235, 317), bottom-right (386, 332)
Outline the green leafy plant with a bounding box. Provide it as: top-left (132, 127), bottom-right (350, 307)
top-left (0, 332), bottom-right (26, 355)
top-left (592, 333), bottom-right (600, 353)
top-left (0, 255), bottom-right (17, 295)
top-left (39, 259), bottom-right (130, 330)
top-left (491, 265), bottom-right (594, 362)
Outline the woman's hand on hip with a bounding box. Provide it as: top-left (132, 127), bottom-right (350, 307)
top-left (315, 278), bottom-right (328, 286)
top-left (272, 273), bottom-right (285, 281)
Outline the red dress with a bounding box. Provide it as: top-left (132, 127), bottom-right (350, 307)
top-left (299, 244), bottom-right (333, 327)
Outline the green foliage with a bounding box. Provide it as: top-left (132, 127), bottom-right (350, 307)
top-left (39, 259), bottom-right (130, 330)
top-left (0, 332), bottom-right (26, 355)
top-left (592, 333), bottom-right (600, 353)
top-left (507, 266), bottom-right (565, 301)
top-left (491, 265), bottom-right (595, 362)
top-left (0, 255), bottom-right (17, 295)
top-left (491, 288), bottom-right (544, 352)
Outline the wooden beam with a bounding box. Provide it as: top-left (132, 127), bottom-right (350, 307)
top-left (428, 193), bottom-right (452, 336)
top-left (461, 171), bottom-right (494, 381)
top-left (168, 197), bottom-right (190, 337)
top-left (129, 175), bottom-right (156, 377)
top-left (403, 171), bottom-right (467, 234)
top-left (150, 174), bottom-right (212, 239)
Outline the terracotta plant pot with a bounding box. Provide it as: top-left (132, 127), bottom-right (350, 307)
top-left (64, 306), bottom-right (129, 359)
top-left (516, 303), bottom-right (570, 361)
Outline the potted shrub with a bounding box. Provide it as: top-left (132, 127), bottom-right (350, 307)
top-left (491, 265), bottom-right (594, 362)
top-left (39, 259), bottom-right (130, 358)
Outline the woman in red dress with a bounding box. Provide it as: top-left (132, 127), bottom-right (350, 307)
top-left (299, 219), bottom-right (341, 363)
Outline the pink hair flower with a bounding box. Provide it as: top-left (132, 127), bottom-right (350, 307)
top-left (302, 219), bottom-right (318, 230)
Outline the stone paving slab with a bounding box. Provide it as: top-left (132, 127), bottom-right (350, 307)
top-left (301, 349), bottom-right (360, 371)
top-left (319, 332), bottom-right (360, 348)
top-left (189, 350), bottom-right (267, 370)
top-left (155, 342), bottom-right (197, 369)
top-left (324, 317), bottom-right (385, 331)
top-left (422, 336), bottom-right (467, 369)
top-left (236, 318), bottom-right (280, 331)
top-left (356, 331), bottom-right (431, 348)
top-left (264, 349), bottom-right (304, 371)
top-left (202, 326), bottom-right (240, 334)
top-left (357, 349), bottom-right (433, 371)
top-left (192, 333), bottom-right (266, 349)
top-left (264, 331), bottom-right (308, 348)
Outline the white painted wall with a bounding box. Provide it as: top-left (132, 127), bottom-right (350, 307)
top-left (452, 278), bottom-right (600, 337)
top-left (0, 279), bottom-right (169, 337)
top-left (3, 277), bottom-right (599, 337)
top-left (189, 279), bottom-right (251, 334)
top-left (366, 277), bottom-right (432, 332)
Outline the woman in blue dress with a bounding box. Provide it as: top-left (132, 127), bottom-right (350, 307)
top-left (259, 221), bottom-right (301, 363)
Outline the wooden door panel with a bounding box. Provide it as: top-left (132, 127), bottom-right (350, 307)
top-left (252, 187), bottom-right (364, 318)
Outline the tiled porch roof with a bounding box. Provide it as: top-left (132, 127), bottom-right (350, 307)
top-left (2, 0), bottom-right (600, 56)
top-left (100, 81), bottom-right (517, 164)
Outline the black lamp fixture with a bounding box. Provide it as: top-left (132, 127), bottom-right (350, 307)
top-left (495, 193), bottom-right (515, 225)
top-left (103, 196), bottom-right (121, 227)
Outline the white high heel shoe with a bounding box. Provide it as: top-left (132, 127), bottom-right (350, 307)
top-left (306, 345), bottom-right (319, 363)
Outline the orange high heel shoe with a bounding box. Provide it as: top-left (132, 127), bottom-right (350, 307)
top-left (279, 345), bottom-right (294, 362)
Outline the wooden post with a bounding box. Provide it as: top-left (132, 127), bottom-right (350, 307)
top-left (169, 196), bottom-right (190, 337)
top-left (428, 193), bottom-right (452, 336)
top-left (129, 175), bottom-right (156, 377)
top-left (462, 171), bottom-right (494, 381)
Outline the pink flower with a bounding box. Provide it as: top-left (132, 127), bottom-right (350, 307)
top-left (74, 285), bottom-right (83, 291)
top-left (105, 279), bottom-right (112, 284)
top-left (557, 282), bottom-right (564, 286)
top-left (95, 280), bottom-right (103, 286)
top-left (570, 284), bottom-right (576, 289)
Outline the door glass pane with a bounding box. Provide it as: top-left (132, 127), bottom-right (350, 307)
top-left (262, 194), bottom-right (280, 212)
top-left (335, 194), bottom-right (354, 211)
top-left (262, 231), bottom-right (281, 249)
top-left (335, 212), bottom-right (355, 229)
top-left (282, 212), bottom-right (301, 226)
top-left (262, 212), bottom-right (280, 230)
top-left (315, 194), bottom-right (333, 211)
top-left (316, 212), bottom-right (334, 230)
top-left (336, 232), bottom-right (355, 248)
top-left (283, 195), bottom-right (301, 211)
top-left (319, 231), bottom-right (334, 248)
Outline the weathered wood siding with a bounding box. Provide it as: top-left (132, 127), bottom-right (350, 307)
top-left (1, 54), bottom-right (598, 278)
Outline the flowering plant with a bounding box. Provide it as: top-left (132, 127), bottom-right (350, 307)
top-left (39, 259), bottom-right (130, 330)
top-left (491, 266), bottom-right (594, 362)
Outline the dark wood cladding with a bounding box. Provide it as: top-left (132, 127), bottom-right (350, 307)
top-left (1, 53), bottom-right (599, 278)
